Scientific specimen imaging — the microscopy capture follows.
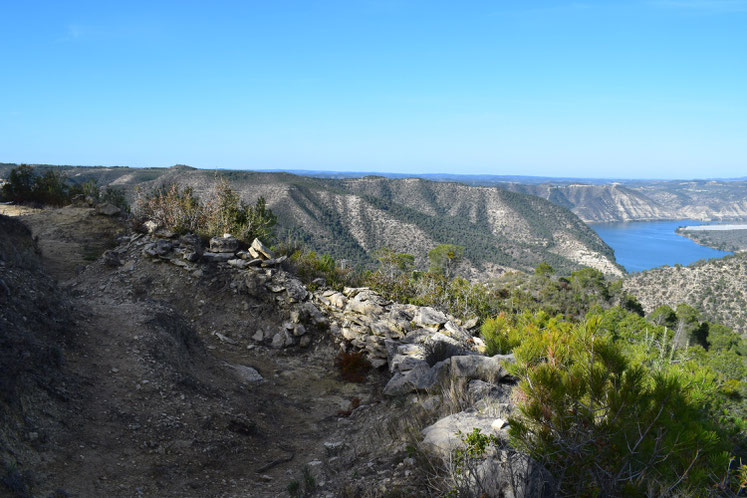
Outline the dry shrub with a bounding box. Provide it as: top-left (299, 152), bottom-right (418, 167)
top-left (335, 351), bottom-right (371, 383)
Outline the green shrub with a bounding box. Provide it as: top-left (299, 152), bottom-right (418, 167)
top-left (507, 315), bottom-right (730, 496)
top-left (135, 183), bottom-right (203, 234)
top-left (288, 249), bottom-right (357, 290)
top-left (203, 178), bottom-right (276, 244)
top-left (480, 312), bottom-right (523, 355)
top-left (134, 178), bottom-right (276, 244)
top-left (1, 165), bottom-right (35, 203)
top-left (1, 164), bottom-right (81, 206)
top-left (428, 244), bottom-right (464, 279)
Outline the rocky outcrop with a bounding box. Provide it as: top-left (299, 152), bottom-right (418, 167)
top-left (126, 223), bottom-right (523, 495)
top-left (314, 286), bottom-right (485, 369)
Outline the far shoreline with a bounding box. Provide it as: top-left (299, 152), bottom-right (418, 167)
top-left (679, 224), bottom-right (747, 231)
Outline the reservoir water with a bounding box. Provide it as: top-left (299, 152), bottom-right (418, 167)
top-left (589, 220), bottom-right (732, 273)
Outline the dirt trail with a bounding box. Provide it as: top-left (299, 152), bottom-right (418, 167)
top-left (9, 207), bottom-right (394, 497)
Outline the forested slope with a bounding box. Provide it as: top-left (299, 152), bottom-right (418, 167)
top-left (0, 165), bottom-right (623, 276)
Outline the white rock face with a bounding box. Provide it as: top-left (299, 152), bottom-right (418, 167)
top-left (422, 412), bottom-right (506, 457)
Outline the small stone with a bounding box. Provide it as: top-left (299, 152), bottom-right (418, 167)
top-left (252, 329), bottom-right (265, 342)
top-left (369, 357), bottom-right (387, 369)
top-left (271, 332), bottom-right (285, 349)
top-left (103, 250), bottom-right (122, 266)
top-left (293, 324), bottom-right (306, 337)
top-left (491, 418), bottom-right (508, 431)
top-left (202, 252), bottom-right (233, 263)
top-left (324, 441), bottom-right (343, 454)
top-left (250, 238), bottom-right (274, 259)
top-left (183, 251), bottom-right (199, 262)
top-left (214, 332), bottom-right (237, 345)
top-left (266, 283), bottom-right (286, 293)
top-left (261, 255), bottom-right (288, 267)
top-left (143, 220), bottom-right (159, 233)
top-left (229, 364), bottom-right (263, 383)
top-left (300, 335), bottom-right (312, 348)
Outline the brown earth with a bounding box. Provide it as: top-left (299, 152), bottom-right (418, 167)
top-left (2, 207), bottom-right (423, 497)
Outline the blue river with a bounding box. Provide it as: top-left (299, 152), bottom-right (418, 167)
top-left (589, 220), bottom-right (732, 273)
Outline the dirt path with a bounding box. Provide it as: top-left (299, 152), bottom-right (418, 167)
top-left (5, 206), bottom-right (125, 281)
top-left (9, 207), bottom-right (389, 497)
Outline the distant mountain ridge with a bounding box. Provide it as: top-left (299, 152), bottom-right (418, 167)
top-left (3, 163), bottom-right (745, 223)
top-left (0, 164), bottom-right (622, 276)
top-left (278, 170), bottom-right (747, 223)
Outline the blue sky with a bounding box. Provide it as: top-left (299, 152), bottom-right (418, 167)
top-left (1, 1), bottom-right (746, 179)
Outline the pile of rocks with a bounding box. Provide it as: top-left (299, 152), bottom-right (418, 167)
top-left (130, 228), bottom-right (328, 350)
top-left (314, 286), bottom-right (484, 370)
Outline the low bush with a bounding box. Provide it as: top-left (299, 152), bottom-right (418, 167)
top-left (135, 183), bottom-right (203, 234)
top-left (134, 177), bottom-right (276, 245)
top-left (507, 315), bottom-right (731, 496)
top-left (287, 249), bottom-right (360, 291)
top-left (480, 312), bottom-right (523, 356)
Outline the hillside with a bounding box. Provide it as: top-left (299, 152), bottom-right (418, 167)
top-left (677, 226), bottom-right (747, 252)
top-left (2, 204), bottom-right (744, 496)
top-left (490, 180), bottom-right (747, 223)
top-left (624, 253), bottom-right (747, 336)
top-left (0, 164), bottom-right (622, 276)
top-left (3, 164), bottom-right (747, 224)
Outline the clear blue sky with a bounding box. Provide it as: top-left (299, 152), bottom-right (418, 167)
top-left (2, 1), bottom-right (746, 179)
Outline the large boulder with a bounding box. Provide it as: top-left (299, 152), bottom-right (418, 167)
top-left (345, 290), bottom-right (387, 315)
top-left (96, 202), bottom-right (121, 216)
top-left (383, 362), bottom-right (444, 396)
top-left (449, 354), bottom-right (514, 383)
top-left (421, 412), bottom-right (507, 458)
top-left (414, 307), bottom-right (448, 330)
